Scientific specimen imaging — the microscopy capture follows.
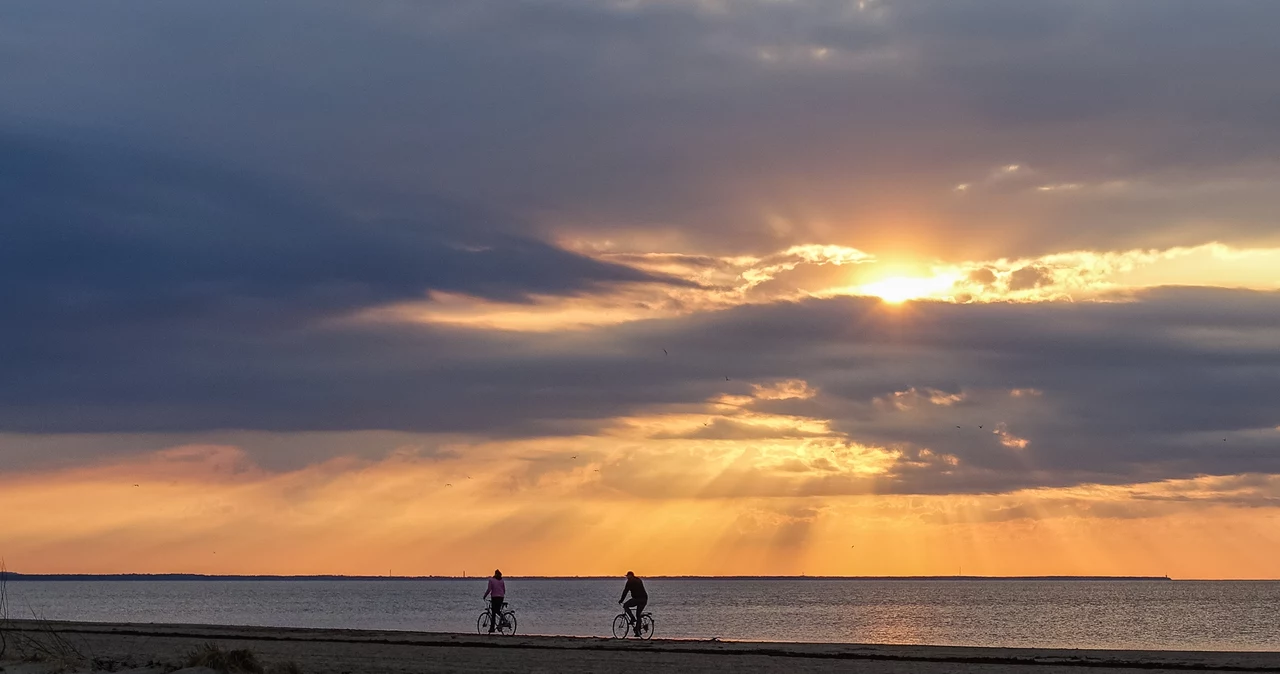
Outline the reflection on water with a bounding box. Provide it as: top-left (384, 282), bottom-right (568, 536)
top-left (6, 579), bottom-right (1278, 651)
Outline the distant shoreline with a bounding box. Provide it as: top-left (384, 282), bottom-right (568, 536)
top-left (0, 572), bottom-right (1177, 582)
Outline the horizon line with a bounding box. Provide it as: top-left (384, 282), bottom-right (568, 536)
top-left (0, 572), bottom-right (1201, 581)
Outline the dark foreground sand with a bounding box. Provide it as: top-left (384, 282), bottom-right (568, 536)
top-left (3, 621), bottom-right (1278, 674)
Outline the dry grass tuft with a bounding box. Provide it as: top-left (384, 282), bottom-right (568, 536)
top-left (0, 562), bottom-right (87, 669)
top-left (185, 642), bottom-right (265, 673)
top-left (265, 661), bottom-right (305, 674)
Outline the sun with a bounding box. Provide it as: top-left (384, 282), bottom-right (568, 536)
top-left (859, 275), bottom-right (956, 303)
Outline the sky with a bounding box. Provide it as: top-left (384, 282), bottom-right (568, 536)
top-left (2, 0), bottom-right (1280, 578)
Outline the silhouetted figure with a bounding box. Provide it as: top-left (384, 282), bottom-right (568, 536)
top-left (619, 570), bottom-right (648, 636)
top-left (483, 569), bottom-right (506, 633)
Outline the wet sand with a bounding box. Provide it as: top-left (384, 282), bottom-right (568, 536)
top-left (2, 620), bottom-right (1278, 673)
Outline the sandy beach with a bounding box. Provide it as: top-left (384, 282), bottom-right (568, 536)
top-left (3, 620), bottom-right (1279, 674)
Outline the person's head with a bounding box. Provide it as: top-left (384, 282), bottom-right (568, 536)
top-left (494, 569), bottom-right (502, 579)
top-left (625, 571), bottom-right (634, 578)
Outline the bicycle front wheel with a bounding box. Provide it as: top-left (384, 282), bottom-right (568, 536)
top-left (639, 613), bottom-right (655, 640)
top-left (611, 614), bottom-right (630, 639)
top-left (477, 611), bottom-right (493, 634)
top-left (500, 611), bottom-right (518, 635)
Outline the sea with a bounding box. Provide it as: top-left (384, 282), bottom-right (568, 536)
top-left (3, 579), bottom-right (1278, 651)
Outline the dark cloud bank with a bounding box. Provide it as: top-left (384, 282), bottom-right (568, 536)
top-left (4, 1), bottom-right (1280, 256)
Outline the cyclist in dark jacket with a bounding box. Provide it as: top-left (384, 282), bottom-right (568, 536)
top-left (618, 571), bottom-right (648, 636)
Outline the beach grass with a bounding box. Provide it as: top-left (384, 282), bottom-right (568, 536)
top-left (185, 642), bottom-right (266, 673)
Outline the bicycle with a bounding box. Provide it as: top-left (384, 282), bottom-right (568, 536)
top-left (611, 608), bottom-right (654, 640)
top-left (477, 601), bottom-right (518, 635)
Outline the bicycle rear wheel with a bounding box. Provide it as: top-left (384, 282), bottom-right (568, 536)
top-left (477, 611), bottom-right (493, 634)
top-left (499, 611), bottom-right (517, 635)
top-left (639, 613), bottom-right (655, 640)
top-left (611, 614), bottom-right (631, 639)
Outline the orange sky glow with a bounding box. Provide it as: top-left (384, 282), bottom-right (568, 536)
top-left (5, 440), bottom-right (1280, 578)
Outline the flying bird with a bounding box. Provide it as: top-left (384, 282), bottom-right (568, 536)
top-left (725, 376), bottom-right (730, 381)
top-left (663, 349), bottom-right (668, 356)
top-left (978, 425), bottom-right (983, 429)
top-left (445, 483), bottom-right (453, 487)
top-left (133, 484), bottom-right (139, 487)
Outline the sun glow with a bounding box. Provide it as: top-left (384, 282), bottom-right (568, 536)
top-left (859, 274), bottom-right (958, 303)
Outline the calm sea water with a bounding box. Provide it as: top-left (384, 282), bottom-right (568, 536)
top-left (3, 579), bottom-right (1277, 651)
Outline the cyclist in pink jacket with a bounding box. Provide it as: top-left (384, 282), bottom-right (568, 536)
top-left (483, 569), bottom-right (506, 633)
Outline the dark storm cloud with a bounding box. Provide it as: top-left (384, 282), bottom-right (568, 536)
top-left (3, 1), bottom-right (1280, 258)
top-left (0, 133), bottom-right (686, 437)
top-left (0, 133), bottom-right (676, 325)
